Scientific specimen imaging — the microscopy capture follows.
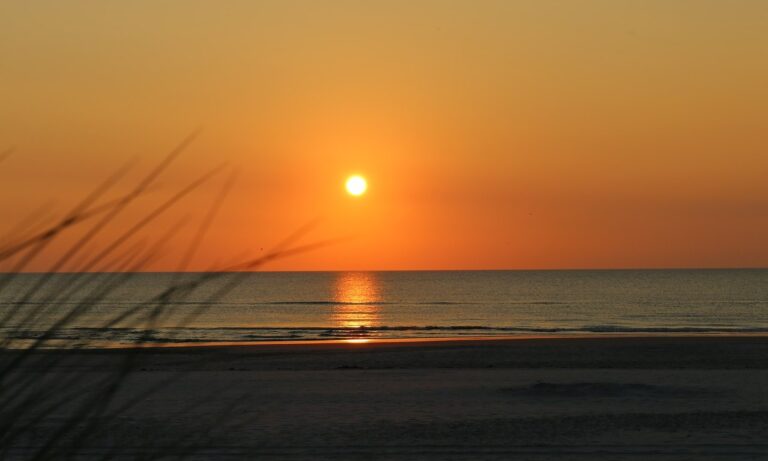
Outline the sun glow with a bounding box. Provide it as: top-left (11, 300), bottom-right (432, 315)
top-left (332, 272), bottom-right (380, 330)
top-left (345, 175), bottom-right (367, 196)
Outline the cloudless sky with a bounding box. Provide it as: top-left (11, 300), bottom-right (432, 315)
top-left (1, 0), bottom-right (767, 271)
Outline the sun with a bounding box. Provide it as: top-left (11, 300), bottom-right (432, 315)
top-left (345, 175), bottom-right (367, 196)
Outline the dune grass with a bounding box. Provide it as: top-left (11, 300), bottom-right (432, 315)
top-left (0, 136), bottom-right (332, 459)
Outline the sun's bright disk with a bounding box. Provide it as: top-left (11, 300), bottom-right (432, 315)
top-left (345, 175), bottom-right (367, 196)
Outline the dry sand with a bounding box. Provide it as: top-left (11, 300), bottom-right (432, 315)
top-left (4, 335), bottom-right (768, 460)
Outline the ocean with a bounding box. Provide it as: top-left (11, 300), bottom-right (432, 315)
top-left (1, 269), bottom-right (767, 347)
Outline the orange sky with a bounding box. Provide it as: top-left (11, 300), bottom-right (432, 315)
top-left (1, 0), bottom-right (767, 271)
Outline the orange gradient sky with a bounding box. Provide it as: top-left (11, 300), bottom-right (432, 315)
top-left (1, 0), bottom-right (767, 271)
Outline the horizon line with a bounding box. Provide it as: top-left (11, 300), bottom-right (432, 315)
top-left (3, 266), bottom-right (767, 275)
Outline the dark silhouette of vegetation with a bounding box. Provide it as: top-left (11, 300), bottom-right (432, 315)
top-left (0, 136), bottom-right (334, 459)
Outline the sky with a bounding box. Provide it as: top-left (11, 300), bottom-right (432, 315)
top-left (1, 0), bottom-right (767, 271)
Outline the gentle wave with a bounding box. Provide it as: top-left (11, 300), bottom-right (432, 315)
top-left (5, 324), bottom-right (768, 348)
top-left (13, 299), bottom-right (766, 308)
top-left (0, 300), bottom-right (571, 307)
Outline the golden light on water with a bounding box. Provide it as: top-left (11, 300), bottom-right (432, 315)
top-left (345, 175), bottom-right (367, 196)
top-left (332, 272), bottom-right (380, 330)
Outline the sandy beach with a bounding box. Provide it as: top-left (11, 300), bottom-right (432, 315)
top-left (4, 335), bottom-right (768, 460)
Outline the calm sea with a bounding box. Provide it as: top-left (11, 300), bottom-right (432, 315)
top-left (1, 269), bottom-right (767, 347)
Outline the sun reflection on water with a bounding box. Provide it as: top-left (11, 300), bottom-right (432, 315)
top-left (332, 272), bottom-right (381, 332)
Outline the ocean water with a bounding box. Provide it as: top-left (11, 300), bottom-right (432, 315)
top-left (1, 269), bottom-right (767, 347)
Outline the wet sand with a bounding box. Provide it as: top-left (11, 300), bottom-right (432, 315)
top-left (4, 335), bottom-right (768, 459)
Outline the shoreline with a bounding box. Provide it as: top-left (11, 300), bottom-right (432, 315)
top-left (24, 331), bottom-right (768, 351)
top-left (152, 331), bottom-right (768, 347)
top-left (7, 334), bottom-right (768, 371)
